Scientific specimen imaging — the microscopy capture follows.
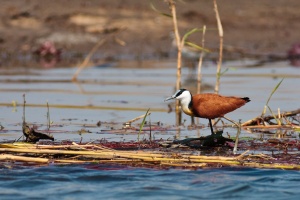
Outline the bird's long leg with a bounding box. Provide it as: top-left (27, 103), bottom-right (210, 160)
top-left (208, 119), bottom-right (215, 135)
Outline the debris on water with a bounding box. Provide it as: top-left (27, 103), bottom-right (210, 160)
top-left (105, 100), bottom-right (129, 104)
top-left (77, 128), bottom-right (92, 134)
top-left (0, 138), bottom-right (300, 170)
top-left (61, 118), bottom-right (78, 121)
top-left (242, 108), bottom-right (300, 128)
top-left (99, 140), bottom-right (160, 150)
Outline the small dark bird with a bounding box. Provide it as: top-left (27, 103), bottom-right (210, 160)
top-left (22, 124), bottom-right (54, 143)
top-left (165, 89), bottom-right (250, 135)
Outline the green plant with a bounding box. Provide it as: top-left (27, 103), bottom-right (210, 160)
top-left (138, 108), bottom-right (150, 142)
top-left (261, 78), bottom-right (284, 124)
top-left (47, 101), bottom-right (51, 131)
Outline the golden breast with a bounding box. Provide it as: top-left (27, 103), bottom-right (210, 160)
top-left (181, 105), bottom-right (194, 116)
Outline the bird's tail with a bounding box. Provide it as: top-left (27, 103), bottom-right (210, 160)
top-left (241, 97), bottom-right (251, 103)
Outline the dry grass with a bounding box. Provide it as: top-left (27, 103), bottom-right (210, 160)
top-left (0, 143), bottom-right (299, 170)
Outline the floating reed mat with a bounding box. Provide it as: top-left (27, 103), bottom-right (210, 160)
top-left (0, 143), bottom-right (299, 170)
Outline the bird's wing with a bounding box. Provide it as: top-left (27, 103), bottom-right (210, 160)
top-left (192, 94), bottom-right (246, 119)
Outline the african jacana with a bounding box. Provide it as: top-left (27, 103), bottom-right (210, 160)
top-left (165, 89), bottom-right (250, 134)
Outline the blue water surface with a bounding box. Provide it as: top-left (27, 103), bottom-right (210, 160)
top-left (0, 164), bottom-right (299, 200)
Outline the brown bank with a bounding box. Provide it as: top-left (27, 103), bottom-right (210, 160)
top-left (0, 0), bottom-right (299, 67)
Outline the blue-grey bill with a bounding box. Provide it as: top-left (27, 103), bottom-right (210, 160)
top-left (164, 96), bottom-right (174, 102)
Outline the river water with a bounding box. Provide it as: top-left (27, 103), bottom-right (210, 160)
top-left (1, 164), bottom-right (300, 199)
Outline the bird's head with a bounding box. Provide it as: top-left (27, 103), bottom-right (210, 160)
top-left (164, 89), bottom-right (191, 101)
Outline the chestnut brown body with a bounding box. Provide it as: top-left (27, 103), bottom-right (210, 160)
top-left (190, 93), bottom-right (250, 119)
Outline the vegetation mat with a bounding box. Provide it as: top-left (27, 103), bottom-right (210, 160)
top-left (0, 141), bottom-right (299, 170)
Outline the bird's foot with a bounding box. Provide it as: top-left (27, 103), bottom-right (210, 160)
top-left (172, 131), bottom-right (233, 148)
top-left (202, 131), bottom-right (233, 146)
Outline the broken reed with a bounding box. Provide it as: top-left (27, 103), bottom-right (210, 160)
top-left (1, 144), bottom-right (300, 170)
top-left (72, 38), bottom-right (107, 81)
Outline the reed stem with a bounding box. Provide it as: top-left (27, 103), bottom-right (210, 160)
top-left (168, 0), bottom-right (182, 126)
top-left (72, 38), bottom-right (107, 81)
top-left (197, 25), bottom-right (206, 94)
top-left (47, 101), bottom-right (50, 131)
top-left (22, 94), bottom-right (26, 126)
top-left (213, 0), bottom-right (224, 94)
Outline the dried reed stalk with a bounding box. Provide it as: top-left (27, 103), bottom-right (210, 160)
top-left (168, 0), bottom-right (182, 91)
top-left (0, 147), bottom-right (241, 165)
top-left (22, 94), bottom-right (26, 126)
top-left (244, 125), bottom-right (300, 129)
top-left (125, 112), bottom-right (151, 125)
top-left (213, 0), bottom-right (224, 94)
top-left (0, 154), bottom-right (49, 163)
top-left (36, 144), bottom-right (111, 150)
top-left (242, 108), bottom-right (300, 126)
top-left (243, 163), bottom-right (300, 170)
top-left (0, 102), bottom-right (167, 112)
top-left (1, 144), bottom-right (300, 169)
top-left (197, 25), bottom-right (206, 95)
top-left (72, 38), bottom-right (107, 81)
top-left (160, 162), bottom-right (207, 167)
top-left (54, 159), bottom-right (87, 164)
top-left (168, 0), bottom-right (182, 126)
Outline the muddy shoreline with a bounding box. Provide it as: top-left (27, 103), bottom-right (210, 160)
top-left (1, 0), bottom-right (299, 68)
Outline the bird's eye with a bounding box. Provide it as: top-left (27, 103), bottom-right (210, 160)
top-left (176, 90), bottom-right (183, 97)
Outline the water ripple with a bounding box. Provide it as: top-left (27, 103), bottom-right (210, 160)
top-left (0, 165), bottom-right (300, 200)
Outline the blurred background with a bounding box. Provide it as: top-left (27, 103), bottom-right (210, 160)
top-left (1, 0), bottom-right (299, 68)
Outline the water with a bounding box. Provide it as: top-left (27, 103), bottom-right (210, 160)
top-left (1, 59), bottom-right (300, 199)
top-left (0, 165), bottom-right (300, 199)
top-left (1, 59), bottom-right (299, 142)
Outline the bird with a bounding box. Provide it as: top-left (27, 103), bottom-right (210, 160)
top-left (22, 124), bottom-right (54, 143)
top-left (165, 89), bottom-right (250, 135)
